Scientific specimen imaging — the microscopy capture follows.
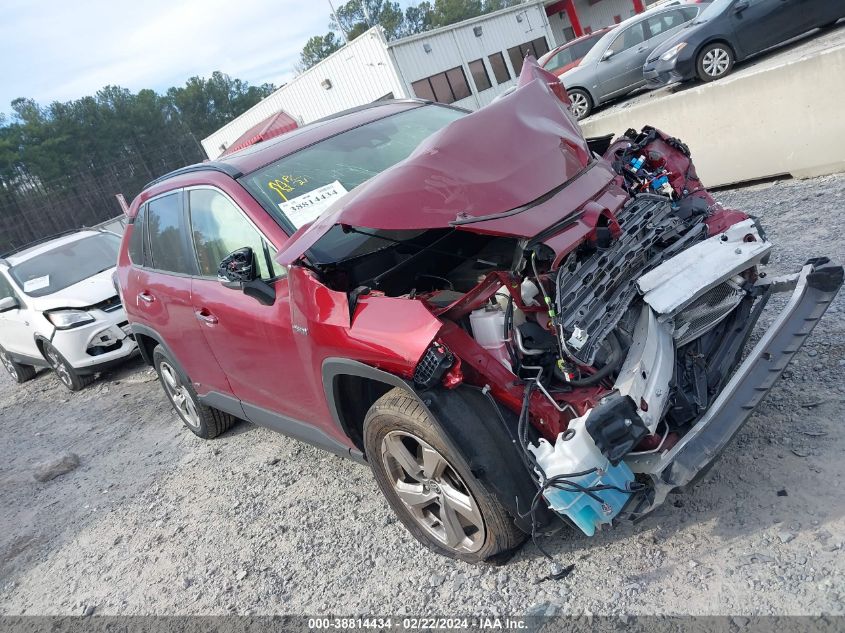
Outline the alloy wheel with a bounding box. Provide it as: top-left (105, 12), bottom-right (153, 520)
top-left (568, 92), bottom-right (590, 119)
top-left (1, 351), bottom-right (16, 377)
top-left (44, 346), bottom-right (72, 388)
top-left (702, 47), bottom-right (731, 78)
top-left (380, 431), bottom-right (486, 553)
top-left (159, 361), bottom-right (200, 429)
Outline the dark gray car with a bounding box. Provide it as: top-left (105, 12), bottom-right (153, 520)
top-left (561, 3), bottom-right (707, 119)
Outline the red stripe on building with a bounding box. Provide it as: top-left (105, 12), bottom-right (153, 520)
top-left (545, 1), bottom-right (584, 38)
top-left (632, 0), bottom-right (646, 13)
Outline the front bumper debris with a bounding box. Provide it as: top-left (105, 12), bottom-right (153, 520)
top-left (626, 260), bottom-right (843, 519)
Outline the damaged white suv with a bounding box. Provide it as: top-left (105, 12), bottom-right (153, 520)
top-left (0, 230), bottom-right (137, 391)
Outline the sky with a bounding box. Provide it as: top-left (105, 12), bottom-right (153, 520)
top-left (0, 0), bottom-right (376, 119)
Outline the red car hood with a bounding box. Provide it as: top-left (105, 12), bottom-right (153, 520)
top-left (278, 60), bottom-right (590, 265)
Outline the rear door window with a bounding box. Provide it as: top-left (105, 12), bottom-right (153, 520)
top-left (188, 188), bottom-right (279, 281)
top-left (146, 193), bottom-right (195, 275)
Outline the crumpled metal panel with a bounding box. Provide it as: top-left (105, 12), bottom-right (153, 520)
top-left (638, 219), bottom-right (771, 317)
top-left (277, 62), bottom-right (592, 264)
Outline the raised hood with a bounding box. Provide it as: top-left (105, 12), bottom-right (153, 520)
top-left (277, 59), bottom-right (591, 265)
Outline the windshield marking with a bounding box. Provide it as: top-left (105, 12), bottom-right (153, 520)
top-left (268, 174), bottom-right (309, 202)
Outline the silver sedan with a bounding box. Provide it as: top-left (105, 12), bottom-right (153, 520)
top-left (561, 3), bottom-right (707, 119)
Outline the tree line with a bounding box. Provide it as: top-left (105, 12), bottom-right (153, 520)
top-left (300, 0), bottom-right (526, 69)
top-left (0, 73), bottom-right (274, 254)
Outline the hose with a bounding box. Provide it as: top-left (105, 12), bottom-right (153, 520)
top-left (562, 331), bottom-right (624, 387)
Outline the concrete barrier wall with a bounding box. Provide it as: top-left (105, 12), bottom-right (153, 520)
top-left (579, 44), bottom-right (845, 188)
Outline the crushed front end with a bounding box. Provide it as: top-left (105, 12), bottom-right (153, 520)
top-left (280, 61), bottom-right (842, 539)
top-left (405, 123), bottom-right (842, 537)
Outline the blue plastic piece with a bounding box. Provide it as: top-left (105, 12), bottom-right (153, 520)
top-left (629, 155), bottom-right (645, 171)
top-left (542, 459), bottom-right (635, 536)
top-left (651, 175), bottom-right (670, 191)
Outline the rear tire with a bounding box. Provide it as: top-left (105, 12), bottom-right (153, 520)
top-left (567, 88), bottom-right (593, 120)
top-left (696, 43), bottom-right (735, 82)
top-left (0, 345), bottom-right (37, 384)
top-left (41, 341), bottom-right (93, 391)
top-left (364, 388), bottom-right (526, 563)
top-left (152, 345), bottom-right (236, 439)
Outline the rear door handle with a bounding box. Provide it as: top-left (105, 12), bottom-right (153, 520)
top-left (195, 309), bottom-right (218, 326)
top-left (138, 292), bottom-right (155, 304)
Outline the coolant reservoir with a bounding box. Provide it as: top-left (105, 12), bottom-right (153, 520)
top-left (469, 307), bottom-right (511, 370)
top-left (529, 412), bottom-right (635, 536)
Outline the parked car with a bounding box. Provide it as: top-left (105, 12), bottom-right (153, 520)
top-left (538, 28), bottom-right (614, 77)
top-left (0, 230), bottom-right (138, 390)
top-left (560, 2), bottom-right (707, 119)
top-left (644, 0), bottom-right (845, 86)
top-left (116, 59), bottom-right (841, 563)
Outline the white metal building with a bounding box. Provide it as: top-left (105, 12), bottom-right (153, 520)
top-left (202, 0), bottom-right (646, 159)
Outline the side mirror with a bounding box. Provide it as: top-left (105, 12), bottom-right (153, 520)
top-left (217, 247), bottom-right (258, 289)
top-left (217, 247), bottom-right (276, 306)
top-left (734, 0), bottom-right (749, 12)
top-left (601, 49), bottom-right (614, 61)
top-left (0, 296), bottom-right (19, 313)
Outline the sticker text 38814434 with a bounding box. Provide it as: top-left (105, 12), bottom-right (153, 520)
top-left (278, 180), bottom-right (349, 229)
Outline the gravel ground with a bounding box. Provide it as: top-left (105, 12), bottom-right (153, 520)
top-left (1, 174), bottom-right (844, 617)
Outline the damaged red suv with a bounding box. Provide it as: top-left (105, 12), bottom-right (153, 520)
top-left (116, 59), bottom-right (842, 563)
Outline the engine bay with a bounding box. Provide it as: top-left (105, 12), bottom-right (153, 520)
top-left (303, 124), bottom-right (819, 538)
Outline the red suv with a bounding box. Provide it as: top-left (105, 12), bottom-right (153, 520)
top-left (116, 60), bottom-right (841, 563)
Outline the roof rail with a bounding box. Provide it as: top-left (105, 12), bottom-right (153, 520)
top-left (0, 228), bottom-right (91, 259)
top-left (143, 161), bottom-right (243, 190)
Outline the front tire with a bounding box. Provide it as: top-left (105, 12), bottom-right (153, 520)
top-left (41, 341), bottom-right (93, 391)
top-left (567, 88), bottom-right (593, 120)
top-left (152, 346), bottom-right (236, 439)
top-left (0, 345), bottom-right (37, 384)
top-left (364, 388), bottom-right (525, 563)
top-left (696, 43), bottom-right (735, 82)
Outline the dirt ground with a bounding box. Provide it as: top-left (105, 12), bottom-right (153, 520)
top-left (1, 174), bottom-right (844, 617)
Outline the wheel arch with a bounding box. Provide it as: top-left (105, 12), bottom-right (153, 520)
top-left (33, 334), bottom-right (51, 360)
top-left (129, 323), bottom-right (183, 375)
top-left (566, 85), bottom-right (596, 106)
top-left (322, 358), bottom-right (407, 455)
top-left (695, 38), bottom-right (738, 65)
top-left (322, 358), bottom-right (550, 533)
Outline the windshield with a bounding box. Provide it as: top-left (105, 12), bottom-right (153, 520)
top-left (9, 233), bottom-right (120, 298)
top-left (240, 105), bottom-right (467, 234)
top-left (698, 0), bottom-right (733, 21)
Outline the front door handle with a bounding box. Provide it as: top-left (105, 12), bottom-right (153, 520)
top-left (138, 292), bottom-right (155, 304)
top-left (195, 309), bottom-right (218, 326)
